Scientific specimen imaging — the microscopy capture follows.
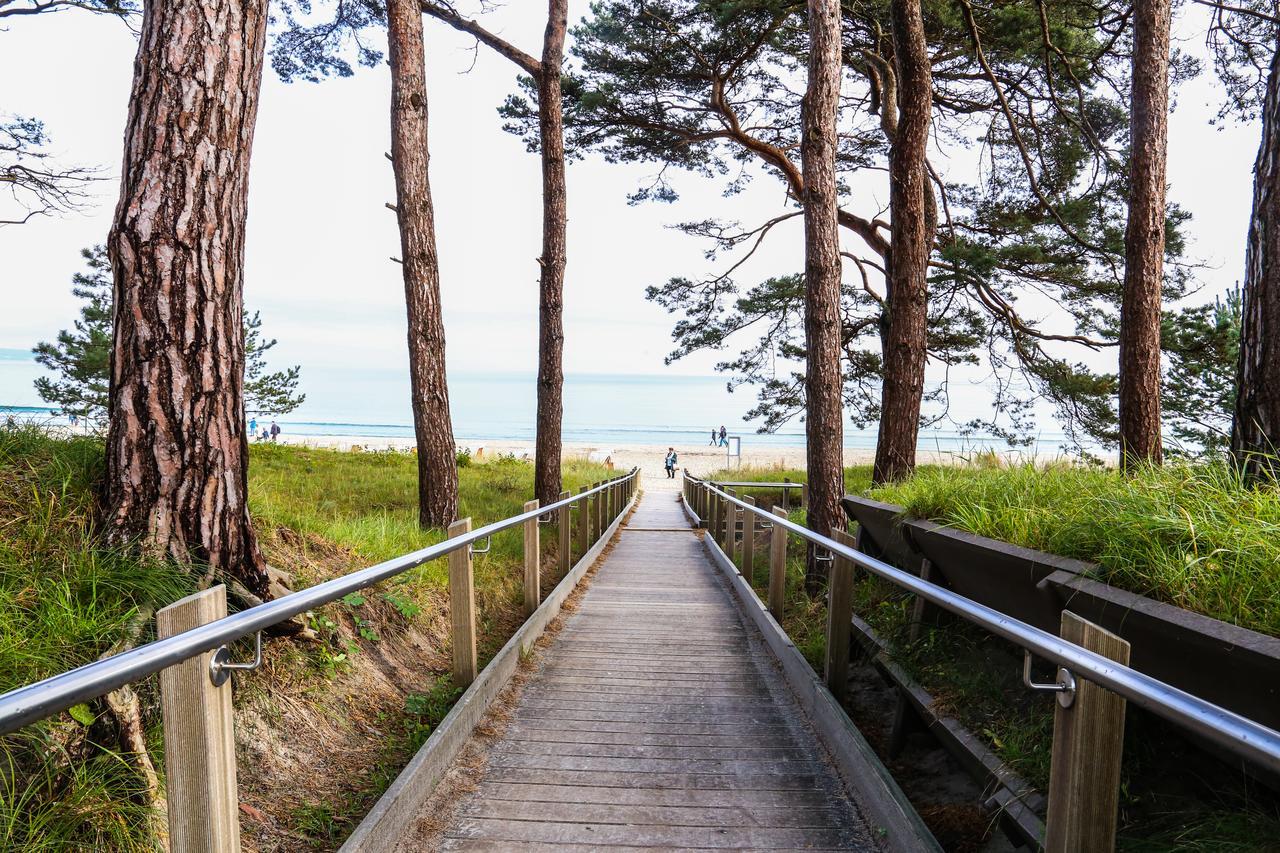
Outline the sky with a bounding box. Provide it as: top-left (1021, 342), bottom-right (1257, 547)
top-left (0, 2), bottom-right (1266, 429)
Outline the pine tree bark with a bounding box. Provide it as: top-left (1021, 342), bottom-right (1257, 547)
top-left (801, 0), bottom-right (845, 592)
top-left (873, 0), bottom-right (934, 485)
top-left (1118, 0), bottom-right (1170, 469)
top-left (104, 0), bottom-right (271, 596)
top-left (419, 1), bottom-right (569, 506)
top-left (1232, 44), bottom-right (1280, 481)
top-left (533, 0), bottom-right (569, 506)
top-left (389, 0), bottom-right (459, 526)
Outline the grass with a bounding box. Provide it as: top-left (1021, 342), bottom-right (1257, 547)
top-left (0, 427), bottom-right (613, 851)
top-left (711, 461), bottom-right (1280, 849)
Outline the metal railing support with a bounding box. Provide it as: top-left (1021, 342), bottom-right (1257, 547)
top-left (523, 500), bottom-right (540, 617)
top-left (448, 518), bottom-right (477, 687)
top-left (157, 586), bottom-right (241, 852)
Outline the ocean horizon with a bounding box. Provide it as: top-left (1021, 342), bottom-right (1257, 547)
top-left (0, 347), bottom-right (1076, 454)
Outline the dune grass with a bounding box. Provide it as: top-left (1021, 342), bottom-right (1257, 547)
top-left (0, 429), bottom-right (614, 851)
top-left (711, 461), bottom-right (1280, 848)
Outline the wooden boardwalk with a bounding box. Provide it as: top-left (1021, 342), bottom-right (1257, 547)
top-left (423, 484), bottom-right (874, 850)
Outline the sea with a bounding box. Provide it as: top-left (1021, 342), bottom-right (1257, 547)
top-left (0, 347), bottom-right (1074, 455)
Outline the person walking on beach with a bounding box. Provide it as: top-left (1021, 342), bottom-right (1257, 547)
top-left (249, 416), bottom-right (258, 436)
top-left (270, 420), bottom-right (280, 442)
top-left (709, 428), bottom-right (718, 446)
top-left (664, 447), bottom-right (678, 479)
top-left (718, 425), bottom-right (727, 447)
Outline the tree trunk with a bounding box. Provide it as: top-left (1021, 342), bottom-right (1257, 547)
top-left (801, 0), bottom-right (845, 592)
top-left (104, 0), bottom-right (271, 596)
top-left (1232, 44), bottom-right (1280, 482)
top-left (534, 0), bottom-right (569, 506)
top-left (1118, 0), bottom-right (1170, 469)
top-left (389, 0), bottom-right (459, 526)
top-left (873, 0), bottom-right (934, 485)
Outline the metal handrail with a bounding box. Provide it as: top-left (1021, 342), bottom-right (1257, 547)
top-left (0, 468), bottom-right (639, 736)
top-left (696, 479), bottom-right (1280, 775)
top-left (708, 480), bottom-right (804, 489)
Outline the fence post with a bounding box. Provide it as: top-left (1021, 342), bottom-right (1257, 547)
top-left (768, 506), bottom-right (787, 619)
top-left (558, 490), bottom-right (571, 573)
top-left (157, 585), bottom-right (240, 852)
top-left (1044, 612), bottom-right (1131, 852)
top-left (594, 482), bottom-right (604, 541)
top-left (448, 518), bottom-right (477, 687)
top-left (722, 488), bottom-right (736, 551)
top-left (741, 496), bottom-right (757, 586)
top-left (577, 486), bottom-right (589, 560)
top-left (782, 477), bottom-right (790, 510)
top-left (825, 529), bottom-right (856, 703)
top-left (801, 481), bottom-right (810, 510)
top-left (710, 490), bottom-right (722, 546)
top-left (523, 499), bottom-right (540, 617)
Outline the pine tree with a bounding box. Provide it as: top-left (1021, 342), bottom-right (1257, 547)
top-left (33, 246), bottom-right (304, 422)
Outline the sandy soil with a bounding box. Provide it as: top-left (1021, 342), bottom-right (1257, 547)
top-left (273, 433), bottom-right (992, 480)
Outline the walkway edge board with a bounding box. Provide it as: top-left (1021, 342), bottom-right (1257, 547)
top-left (339, 492), bottom-right (639, 853)
top-left (685, 501), bottom-right (941, 853)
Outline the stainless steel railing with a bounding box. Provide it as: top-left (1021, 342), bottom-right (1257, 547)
top-left (0, 468), bottom-right (638, 736)
top-left (687, 475), bottom-right (1280, 775)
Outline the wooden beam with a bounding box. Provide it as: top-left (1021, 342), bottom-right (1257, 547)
top-left (523, 499), bottom-right (540, 617)
top-left (741, 496), bottom-right (757, 587)
top-left (157, 585), bottom-right (241, 852)
top-left (1044, 612), bottom-right (1131, 852)
top-left (769, 507), bottom-right (788, 619)
top-left (577, 485), bottom-right (590, 560)
top-left (825, 529), bottom-right (857, 704)
top-left (558, 490), bottom-right (571, 575)
top-left (448, 518), bottom-right (478, 687)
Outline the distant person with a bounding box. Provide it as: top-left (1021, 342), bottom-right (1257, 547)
top-left (664, 447), bottom-right (678, 479)
top-left (249, 416), bottom-right (257, 435)
top-left (708, 428), bottom-right (718, 446)
top-left (260, 428), bottom-right (270, 442)
top-left (68, 413), bottom-right (78, 429)
top-left (270, 420), bottom-right (280, 442)
top-left (719, 425), bottom-right (727, 446)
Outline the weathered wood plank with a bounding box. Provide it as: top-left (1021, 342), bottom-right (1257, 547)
top-left (448, 517), bottom-right (477, 687)
top-left (157, 585), bottom-right (241, 853)
top-left (522, 499), bottom-right (539, 617)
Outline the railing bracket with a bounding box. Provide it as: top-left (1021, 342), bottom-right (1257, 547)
top-left (209, 631), bottom-right (263, 687)
top-left (470, 536), bottom-right (493, 555)
top-left (1023, 649), bottom-right (1076, 708)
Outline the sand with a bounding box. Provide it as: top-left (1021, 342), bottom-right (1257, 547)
top-left (272, 433), bottom-right (982, 480)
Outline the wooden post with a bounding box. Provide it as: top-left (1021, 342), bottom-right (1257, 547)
top-left (577, 485), bottom-right (589, 559)
top-left (594, 482), bottom-right (604, 541)
top-left (741, 496), bottom-right (757, 586)
top-left (448, 518), bottom-right (477, 687)
top-left (558, 490), bottom-right (571, 573)
top-left (782, 477), bottom-right (790, 510)
top-left (523, 499), bottom-right (540, 617)
top-left (768, 506), bottom-right (787, 620)
top-left (1044, 612), bottom-right (1131, 852)
top-left (722, 489), bottom-right (736, 551)
top-left (710, 491), bottom-right (722, 545)
top-left (825, 529), bottom-right (856, 703)
top-left (801, 481), bottom-right (810, 509)
top-left (157, 586), bottom-right (241, 852)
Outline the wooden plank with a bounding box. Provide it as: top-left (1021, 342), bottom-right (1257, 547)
top-left (156, 585), bottom-right (241, 853)
top-left (742, 495), bottom-right (757, 587)
top-left (448, 517), bottom-right (477, 687)
top-left (462, 798), bottom-right (852, 829)
top-left (576, 486), bottom-right (589, 559)
top-left (557, 490), bottom-right (571, 575)
top-left (825, 530), bottom-right (856, 704)
top-left (769, 506), bottom-right (788, 620)
top-left (1044, 611), bottom-right (1131, 853)
top-left (523, 499), bottom-right (540, 617)
top-left (473, 781), bottom-right (838, 809)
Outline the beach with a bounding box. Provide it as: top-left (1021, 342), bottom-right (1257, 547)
top-left (273, 433), bottom-right (990, 479)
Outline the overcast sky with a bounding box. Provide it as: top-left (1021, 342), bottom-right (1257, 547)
top-left (0, 2), bottom-right (1264, 390)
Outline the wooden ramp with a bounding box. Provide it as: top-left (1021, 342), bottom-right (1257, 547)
top-left (418, 486), bottom-right (874, 850)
